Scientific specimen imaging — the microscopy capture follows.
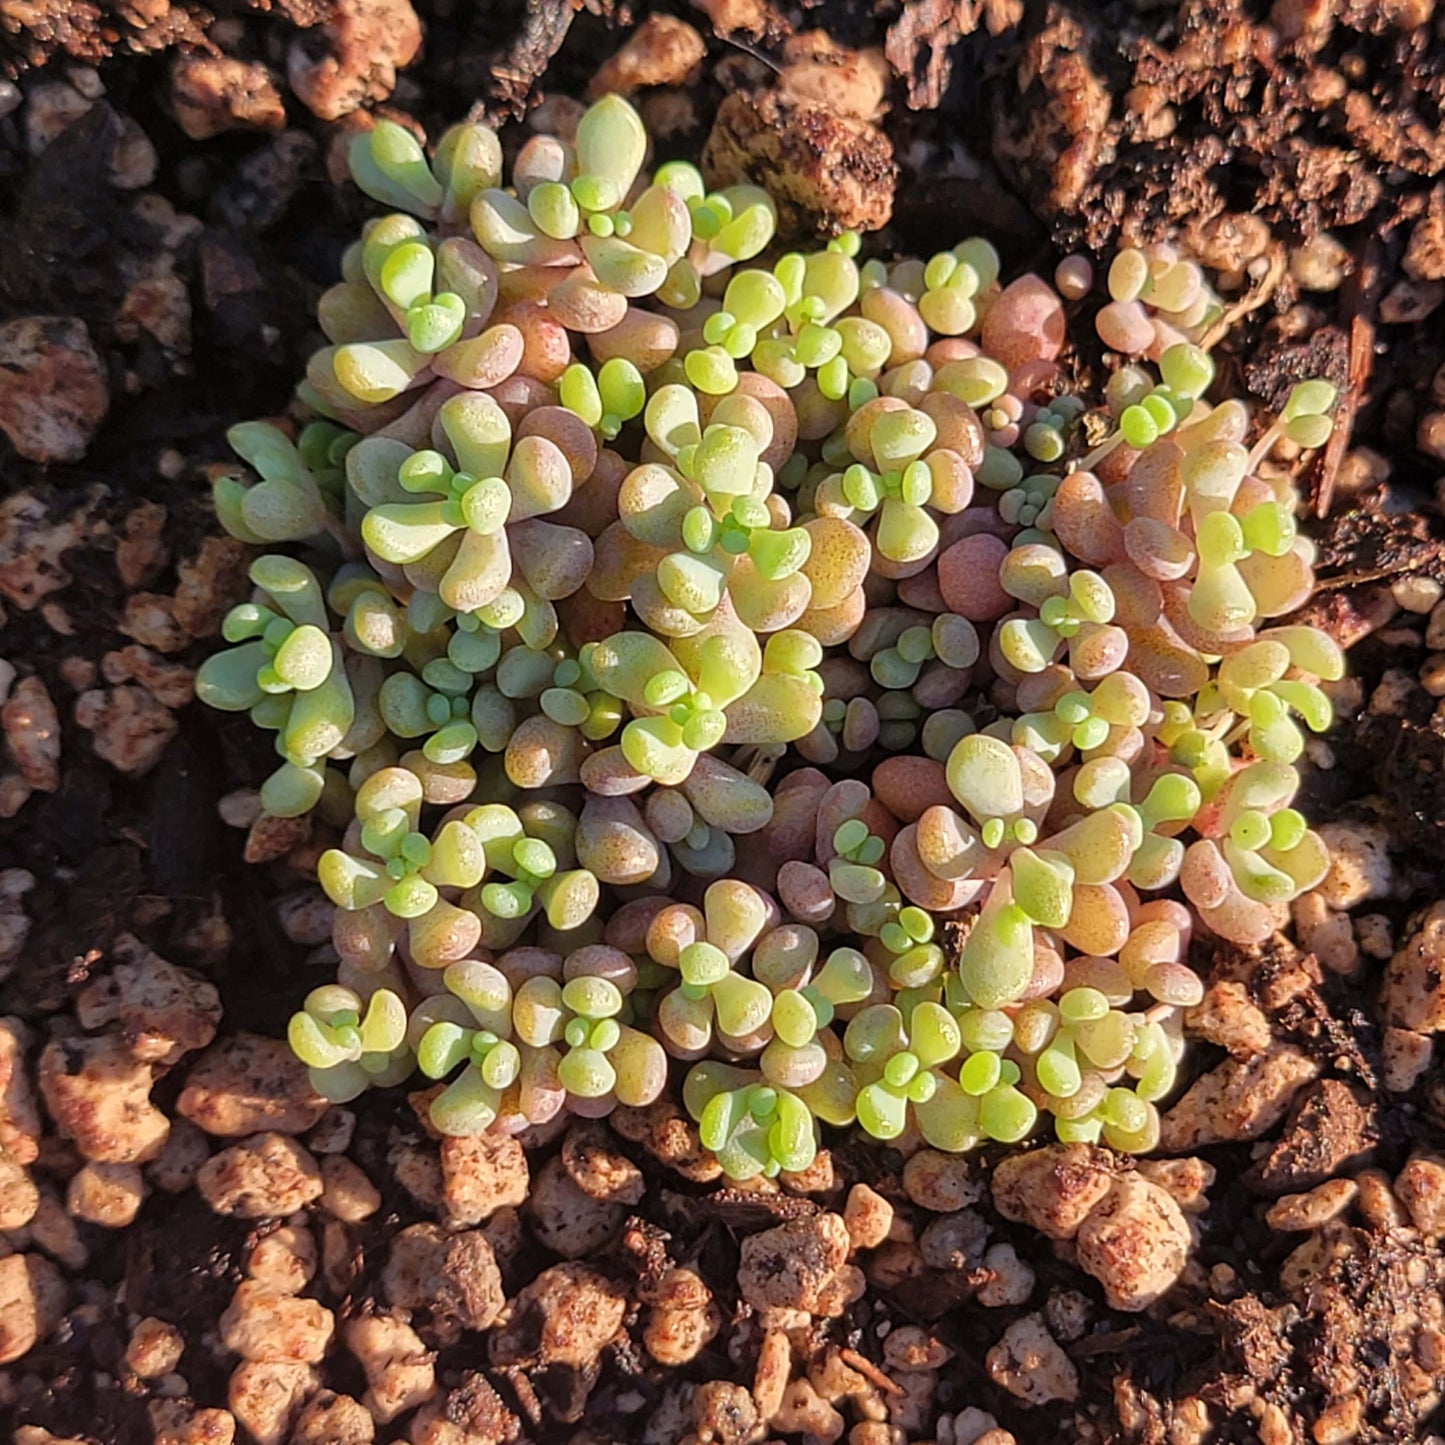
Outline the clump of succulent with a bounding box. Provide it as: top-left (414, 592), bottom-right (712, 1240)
top-left (201, 93), bottom-right (1345, 1180)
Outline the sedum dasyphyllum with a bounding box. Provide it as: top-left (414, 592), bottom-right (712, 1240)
top-left (200, 91), bottom-right (1344, 1179)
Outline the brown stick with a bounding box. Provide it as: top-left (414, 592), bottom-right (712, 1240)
top-left (840, 1347), bottom-right (904, 1396)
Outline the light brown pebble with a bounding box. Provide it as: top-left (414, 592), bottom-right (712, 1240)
top-left (1074, 1175), bottom-right (1190, 1313)
top-left (1381, 902), bottom-right (1445, 1034)
top-left (406, 1371), bottom-right (519, 1445)
top-left (975, 1242), bottom-right (1035, 1307)
top-left (1383, 1028), bottom-right (1434, 1094)
top-left (882, 1324), bottom-right (952, 1372)
top-left (525, 1153), bottom-right (627, 1259)
top-left (1159, 1046), bottom-right (1320, 1151)
top-left (197, 1133), bottom-right (323, 1218)
top-left (306, 1107), bottom-right (356, 1156)
top-left (126, 1316), bottom-right (185, 1378)
top-left (843, 1183), bottom-right (894, 1251)
top-left (29, 1187), bottom-right (88, 1268)
top-left (488, 1261), bottom-right (627, 1370)
top-left (246, 1224), bottom-right (318, 1294)
top-left (774, 1378), bottom-right (845, 1442)
top-left (229, 1360), bottom-right (317, 1445)
top-left (345, 1313), bottom-right (436, 1424)
top-left (220, 1280), bottom-right (334, 1363)
top-left (991, 1144), bottom-right (1115, 1240)
top-left (0, 1150), bottom-right (39, 1229)
top-left (560, 1119), bottom-right (646, 1205)
top-left (1265, 1178), bottom-right (1359, 1232)
top-left (66, 1160), bottom-right (145, 1227)
top-left (76, 935), bottom-right (221, 1066)
top-left (439, 1131), bottom-right (529, 1226)
top-left (0, 1252), bottom-right (65, 1364)
top-left (38, 1033), bottom-right (169, 1164)
top-left (383, 1223), bottom-right (505, 1335)
top-left (146, 1117), bottom-right (210, 1193)
top-left (148, 1399), bottom-right (237, 1445)
top-left (320, 1154), bottom-right (381, 1222)
top-left (178, 1034), bottom-right (328, 1137)
top-left (739, 1213), bottom-right (851, 1314)
top-left (1355, 1168), bottom-right (1408, 1232)
top-left (984, 1313), bottom-right (1078, 1405)
top-left (289, 1389), bottom-right (375, 1444)
top-left (1394, 1154), bottom-right (1445, 1235)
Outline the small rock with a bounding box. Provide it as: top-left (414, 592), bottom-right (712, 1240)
top-left (0, 1253), bottom-right (65, 1364)
top-left (991, 1144), bottom-right (1115, 1240)
top-left (1381, 901), bottom-right (1445, 1034)
top-left (0, 872), bottom-right (36, 970)
top-left (985, 1314), bottom-right (1078, 1405)
top-left (1244, 1080), bottom-right (1376, 1197)
top-left (1382, 1027), bottom-right (1434, 1093)
top-left (382, 1222), bottom-right (504, 1334)
top-left (560, 1119), bottom-right (645, 1205)
top-left (526, 1153), bottom-right (627, 1259)
top-left (0, 318), bottom-right (109, 463)
top-left (344, 1312), bottom-right (436, 1424)
top-left (23, 81), bottom-right (93, 153)
top-left (1394, 1154), bottom-right (1445, 1236)
top-left (488, 1262), bottom-right (627, 1371)
top-left (114, 502), bottom-right (168, 590)
top-left (196, 1133), bottom-right (323, 1217)
top-left (146, 1116), bottom-right (210, 1193)
top-left (74, 684), bottom-right (178, 775)
top-left (169, 56), bottom-right (286, 139)
top-left (30, 1186), bottom-right (89, 1267)
top-left (149, 1400), bottom-right (238, 1445)
top-left (1315, 820), bottom-right (1392, 909)
top-left (229, 1360), bottom-right (316, 1445)
top-left (842, 1183), bottom-right (894, 1250)
top-left (220, 1279), bottom-right (334, 1363)
top-left (1185, 981), bottom-right (1272, 1060)
top-left (173, 535), bottom-right (252, 639)
top-left (610, 1098), bottom-right (722, 1182)
top-left (0, 1017), bottom-right (42, 1164)
top-left (738, 1212), bottom-right (851, 1313)
top-left (178, 1033), bottom-right (328, 1136)
top-left (1134, 1157), bottom-right (1215, 1215)
top-left (66, 1160), bottom-right (146, 1227)
top-left (1265, 1178), bottom-right (1358, 1232)
top-left (589, 15), bottom-right (706, 96)
top-left (287, 0), bottom-right (423, 120)
top-left (1159, 1046), bottom-right (1320, 1151)
top-left (975, 1242), bottom-right (1035, 1307)
top-left (0, 1151), bottom-right (39, 1228)
top-left (126, 1316), bottom-right (184, 1378)
top-left (0, 487), bottom-right (105, 613)
top-left (319, 1154), bottom-right (381, 1222)
top-left (290, 1391), bottom-right (375, 1445)
top-left (408, 1372), bottom-right (518, 1445)
top-left (119, 593), bottom-right (190, 653)
top-left (246, 1223), bottom-right (317, 1293)
top-left (903, 1150), bottom-right (983, 1213)
top-left (76, 934), bottom-right (221, 1065)
top-left (1074, 1175), bottom-right (1191, 1312)
top-left (38, 1033), bottom-right (168, 1163)
top-left (701, 89), bottom-right (895, 237)
top-left (439, 1130), bottom-right (528, 1226)
top-left (2, 676), bottom-right (60, 792)
top-left (642, 1266), bottom-right (720, 1367)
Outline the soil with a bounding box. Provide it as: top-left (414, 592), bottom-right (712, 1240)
top-left (3, 3), bottom-right (1445, 1444)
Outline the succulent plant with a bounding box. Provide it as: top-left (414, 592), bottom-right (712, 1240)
top-left (198, 91), bottom-right (1346, 1183)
